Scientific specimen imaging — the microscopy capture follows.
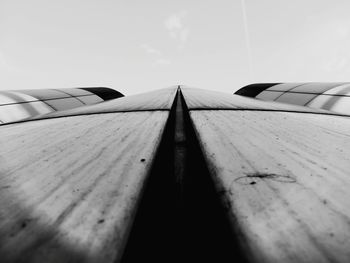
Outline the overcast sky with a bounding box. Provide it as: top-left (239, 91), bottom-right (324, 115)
top-left (1, 0), bottom-right (350, 95)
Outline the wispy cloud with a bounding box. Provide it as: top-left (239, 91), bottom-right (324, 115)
top-left (140, 44), bottom-right (162, 56)
top-left (140, 43), bottom-right (171, 67)
top-left (164, 11), bottom-right (189, 49)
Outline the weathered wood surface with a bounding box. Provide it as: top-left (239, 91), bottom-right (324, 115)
top-left (25, 87), bottom-right (177, 123)
top-left (189, 110), bottom-right (350, 263)
top-left (181, 87), bottom-right (348, 116)
top-left (0, 112), bottom-right (169, 262)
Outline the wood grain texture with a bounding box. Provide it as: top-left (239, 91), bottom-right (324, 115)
top-left (181, 87), bottom-right (349, 116)
top-left (189, 110), bottom-right (350, 263)
top-left (0, 112), bottom-right (169, 262)
top-left (22, 87), bottom-right (178, 123)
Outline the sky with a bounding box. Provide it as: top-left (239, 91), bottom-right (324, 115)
top-left (1, 0), bottom-right (350, 95)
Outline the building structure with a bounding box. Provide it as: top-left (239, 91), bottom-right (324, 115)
top-left (0, 87), bottom-right (123, 124)
top-left (235, 82), bottom-right (350, 115)
top-left (0, 85), bottom-right (350, 263)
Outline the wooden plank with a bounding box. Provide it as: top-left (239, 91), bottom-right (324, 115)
top-left (26, 87), bottom-right (178, 123)
top-left (181, 87), bottom-right (348, 116)
top-left (189, 110), bottom-right (350, 263)
top-left (0, 111), bottom-right (169, 262)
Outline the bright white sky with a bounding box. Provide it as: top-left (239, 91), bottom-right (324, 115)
top-left (1, 0), bottom-right (350, 95)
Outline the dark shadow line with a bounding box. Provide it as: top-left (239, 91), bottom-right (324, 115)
top-left (178, 89), bottom-right (249, 262)
top-left (117, 88), bottom-right (178, 263)
top-left (120, 88), bottom-right (248, 262)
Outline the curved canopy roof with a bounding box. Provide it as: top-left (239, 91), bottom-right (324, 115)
top-left (1, 86), bottom-right (350, 262)
top-left (235, 82), bottom-right (350, 115)
top-left (0, 87), bottom-right (123, 124)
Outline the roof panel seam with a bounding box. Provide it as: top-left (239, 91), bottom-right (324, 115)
top-left (187, 108), bottom-right (350, 117)
top-left (0, 109), bottom-right (172, 126)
